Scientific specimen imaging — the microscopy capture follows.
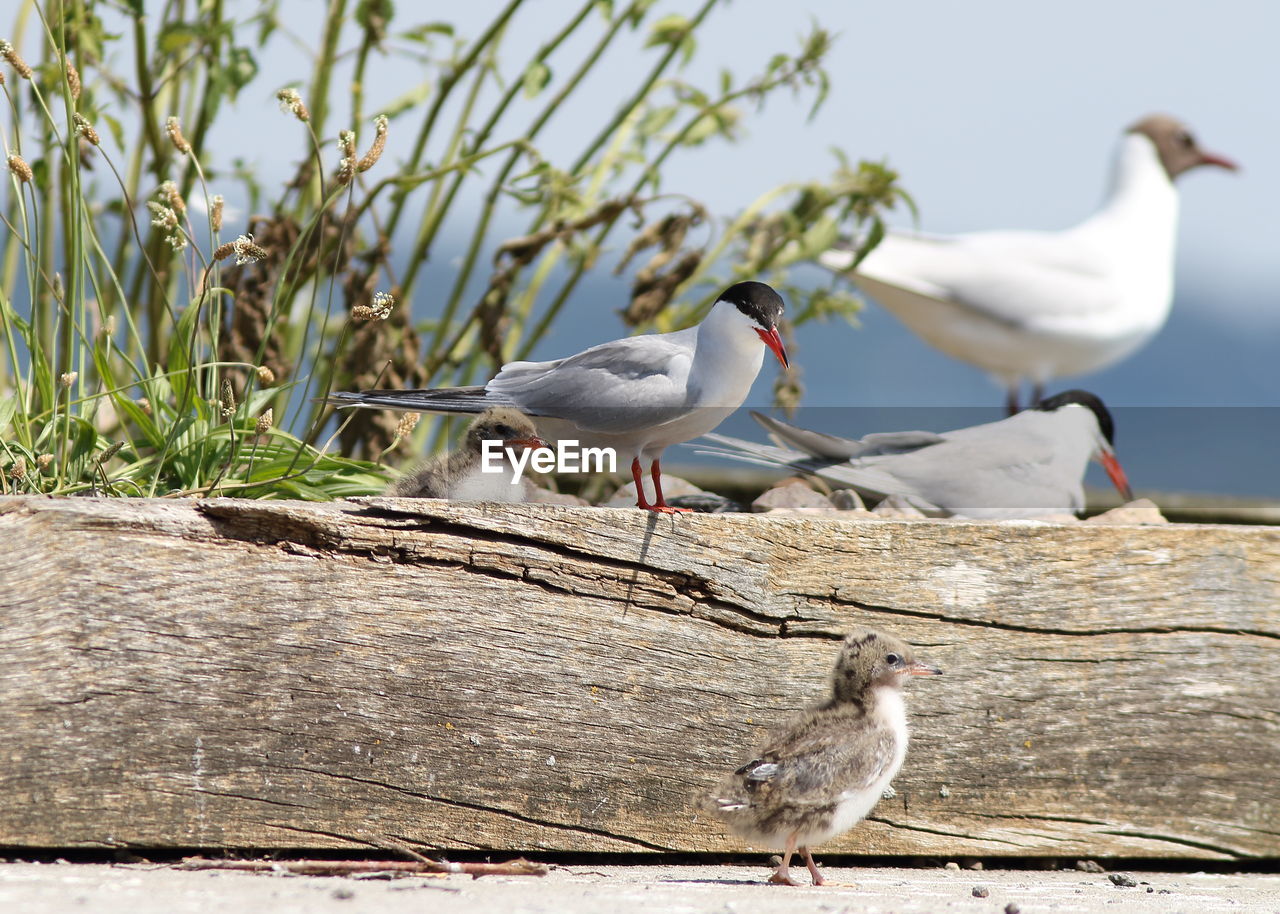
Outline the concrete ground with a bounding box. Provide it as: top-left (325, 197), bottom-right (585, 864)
top-left (2, 862), bottom-right (1279, 914)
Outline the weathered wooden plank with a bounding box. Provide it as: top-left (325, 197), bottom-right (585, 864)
top-left (1, 495), bottom-right (1277, 859)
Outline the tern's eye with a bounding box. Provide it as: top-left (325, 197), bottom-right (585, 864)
top-left (494, 425), bottom-right (514, 438)
top-left (885, 653), bottom-right (901, 666)
top-left (1178, 131), bottom-right (1196, 149)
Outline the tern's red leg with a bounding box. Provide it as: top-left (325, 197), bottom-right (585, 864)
top-left (631, 457), bottom-right (655, 510)
top-left (801, 847), bottom-right (825, 886)
top-left (650, 458), bottom-right (692, 513)
top-left (768, 833), bottom-right (802, 886)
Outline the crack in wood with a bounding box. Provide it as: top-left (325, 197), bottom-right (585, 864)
top-left (1098, 829), bottom-right (1251, 858)
top-left (274, 765), bottom-right (674, 852)
top-left (865, 816), bottom-right (1028, 847)
top-left (150, 786), bottom-right (313, 811)
top-left (197, 500), bottom-right (836, 642)
top-left (825, 595), bottom-right (1280, 641)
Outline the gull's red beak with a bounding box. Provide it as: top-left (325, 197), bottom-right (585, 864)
top-left (754, 326), bottom-right (789, 369)
top-left (1099, 449), bottom-right (1134, 501)
top-left (1198, 150), bottom-right (1239, 172)
top-left (505, 436), bottom-right (548, 452)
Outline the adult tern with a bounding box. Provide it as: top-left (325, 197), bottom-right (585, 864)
top-left (820, 114), bottom-right (1238, 413)
top-left (331, 281), bottom-right (789, 512)
top-left (700, 390), bottom-right (1133, 519)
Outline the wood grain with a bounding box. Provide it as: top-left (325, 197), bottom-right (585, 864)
top-left (1, 495), bottom-right (1277, 859)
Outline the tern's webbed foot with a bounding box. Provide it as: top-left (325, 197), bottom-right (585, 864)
top-left (767, 870), bottom-right (802, 887)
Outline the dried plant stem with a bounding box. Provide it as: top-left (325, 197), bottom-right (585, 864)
top-left (396, 0), bottom-right (598, 302)
top-left (513, 43), bottom-right (822, 363)
top-left (420, 0), bottom-right (646, 368)
top-left (382, 0), bottom-right (526, 236)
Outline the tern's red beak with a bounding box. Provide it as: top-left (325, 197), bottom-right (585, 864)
top-left (754, 326), bottom-right (789, 369)
top-left (1198, 151), bottom-right (1239, 172)
top-left (1099, 449), bottom-right (1134, 502)
top-left (908, 661), bottom-right (942, 676)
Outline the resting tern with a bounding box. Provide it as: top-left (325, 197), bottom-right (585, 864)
top-left (700, 390), bottom-right (1133, 519)
top-left (385, 408), bottom-right (547, 503)
top-left (820, 114), bottom-right (1238, 413)
top-left (331, 281), bottom-right (789, 512)
top-left (709, 628), bottom-right (940, 886)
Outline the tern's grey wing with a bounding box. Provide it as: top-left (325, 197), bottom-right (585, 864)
top-left (486, 330), bottom-right (697, 434)
top-left (751, 411), bottom-right (944, 460)
top-left (870, 424), bottom-right (1078, 516)
top-left (697, 433), bottom-right (935, 510)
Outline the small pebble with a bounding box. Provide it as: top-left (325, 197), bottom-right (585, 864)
top-left (752, 479), bottom-right (836, 513)
top-left (830, 488), bottom-right (865, 511)
top-left (944, 862), bottom-right (960, 871)
top-left (1076, 859), bottom-right (1105, 873)
top-left (332, 887), bottom-right (355, 900)
top-left (1108, 873), bottom-right (1138, 887)
top-left (972, 886), bottom-right (990, 898)
top-left (872, 493), bottom-right (926, 518)
top-left (968, 861), bottom-right (984, 870)
top-left (1005, 904), bottom-right (1022, 914)
top-left (1147, 887), bottom-right (1154, 893)
top-left (938, 785), bottom-right (950, 798)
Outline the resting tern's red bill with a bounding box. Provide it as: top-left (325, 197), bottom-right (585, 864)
top-left (819, 114), bottom-right (1238, 414)
top-left (330, 281), bottom-right (790, 512)
top-left (699, 390), bottom-right (1133, 519)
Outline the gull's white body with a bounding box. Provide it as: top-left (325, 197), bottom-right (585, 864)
top-left (821, 134), bottom-right (1180, 388)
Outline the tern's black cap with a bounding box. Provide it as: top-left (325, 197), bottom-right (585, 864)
top-left (1035, 389), bottom-right (1116, 446)
top-left (719, 281), bottom-right (785, 330)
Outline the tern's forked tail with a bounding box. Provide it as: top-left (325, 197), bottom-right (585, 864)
top-left (327, 386), bottom-right (501, 415)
